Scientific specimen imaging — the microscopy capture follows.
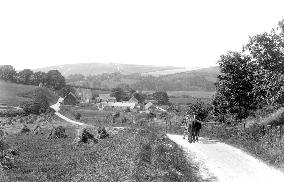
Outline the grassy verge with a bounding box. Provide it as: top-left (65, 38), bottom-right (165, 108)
top-left (133, 125), bottom-right (200, 181)
top-left (201, 123), bottom-right (284, 170)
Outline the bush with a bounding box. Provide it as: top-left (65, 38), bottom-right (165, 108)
top-left (21, 94), bottom-right (50, 115)
top-left (97, 127), bottom-right (109, 139)
top-left (48, 126), bottom-right (67, 139)
top-left (20, 125), bottom-right (31, 134)
top-left (75, 113), bottom-right (81, 120)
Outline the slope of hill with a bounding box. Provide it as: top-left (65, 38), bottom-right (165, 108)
top-left (34, 62), bottom-right (180, 76)
top-left (142, 67), bottom-right (200, 76)
top-left (131, 66), bottom-right (220, 91)
top-left (0, 81), bottom-right (38, 106)
top-left (67, 66), bottom-right (220, 92)
top-left (19, 87), bottom-right (58, 105)
top-left (0, 81), bottom-right (58, 106)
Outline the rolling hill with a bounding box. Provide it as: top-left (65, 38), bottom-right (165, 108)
top-left (68, 66), bottom-right (220, 93)
top-left (34, 62), bottom-right (181, 76)
top-left (0, 81), bottom-right (58, 106)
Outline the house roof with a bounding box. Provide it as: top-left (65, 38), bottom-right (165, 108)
top-left (67, 92), bottom-right (77, 99)
top-left (129, 96), bottom-right (139, 103)
top-left (145, 102), bottom-right (154, 110)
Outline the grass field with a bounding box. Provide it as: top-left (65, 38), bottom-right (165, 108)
top-left (0, 105), bottom-right (201, 181)
top-left (0, 81), bottom-right (38, 106)
top-left (0, 81), bottom-right (58, 106)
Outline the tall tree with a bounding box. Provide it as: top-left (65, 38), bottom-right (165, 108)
top-left (213, 52), bottom-right (256, 119)
top-left (133, 92), bottom-right (146, 103)
top-left (16, 69), bottom-right (34, 84)
top-left (111, 87), bottom-right (128, 102)
top-left (153, 91), bottom-right (169, 105)
top-left (245, 20), bottom-right (284, 105)
top-left (32, 71), bottom-right (48, 86)
top-left (0, 65), bottom-right (16, 81)
top-left (46, 70), bottom-right (66, 90)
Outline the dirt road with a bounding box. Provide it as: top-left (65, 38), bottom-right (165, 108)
top-left (167, 134), bottom-right (284, 182)
top-left (50, 98), bottom-right (126, 134)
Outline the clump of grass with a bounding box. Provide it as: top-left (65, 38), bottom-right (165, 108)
top-left (133, 126), bottom-right (200, 182)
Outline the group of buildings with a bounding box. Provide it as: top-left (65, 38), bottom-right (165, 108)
top-left (61, 87), bottom-right (157, 111)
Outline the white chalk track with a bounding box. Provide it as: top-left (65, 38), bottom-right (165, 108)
top-left (167, 134), bottom-right (284, 182)
top-left (50, 97), bottom-right (87, 126)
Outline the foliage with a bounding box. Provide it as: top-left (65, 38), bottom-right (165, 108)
top-left (32, 71), bottom-right (48, 86)
top-left (46, 70), bottom-right (66, 90)
top-left (213, 52), bottom-right (257, 119)
top-left (20, 93), bottom-right (50, 115)
top-left (111, 87), bottom-right (130, 102)
top-left (133, 92), bottom-right (146, 103)
top-left (16, 69), bottom-right (34, 84)
top-left (0, 65), bottom-right (16, 82)
top-left (58, 86), bottom-right (76, 97)
top-left (75, 113), bottom-right (81, 120)
top-left (153, 91), bottom-right (169, 105)
top-left (187, 99), bottom-right (212, 121)
top-left (0, 65), bottom-right (66, 91)
top-left (75, 68), bottom-right (218, 92)
top-left (245, 24), bottom-right (284, 106)
top-left (213, 19), bottom-right (284, 120)
top-left (201, 123), bottom-right (284, 169)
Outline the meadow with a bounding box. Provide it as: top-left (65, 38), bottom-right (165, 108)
top-left (0, 81), bottom-right (37, 106)
top-left (0, 104), bottom-right (201, 182)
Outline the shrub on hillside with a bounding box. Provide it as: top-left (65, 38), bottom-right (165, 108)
top-left (20, 125), bottom-right (31, 134)
top-left (75, 113), bottom-right (81, 120)
top-left (97, 127), bottom-right (109, 139)
top-left (20, 94), bottom-right (50, 115)
top-left (48, 126), bottom-right (67, 139)
top-left (73, 127), bottom-right (98, 145)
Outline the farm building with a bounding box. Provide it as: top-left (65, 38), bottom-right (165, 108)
top-left (145, 102), bottom-right (155, 110)
top-left (63, 92), bottom-right (78, 105)
top-left (128, 96), bottom-right (139, 104)
top-left (95, 94), bottom-right (116, 103)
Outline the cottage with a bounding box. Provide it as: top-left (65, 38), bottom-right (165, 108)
top-left (63, 92), bottom-right (78, 105)
top-left (145, 102), bottom-right (155, 110)
top-left (128, 96), bottom-right (139, 104)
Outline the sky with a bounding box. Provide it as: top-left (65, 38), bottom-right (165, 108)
top-left (0, 0), bottom-right (284, 70)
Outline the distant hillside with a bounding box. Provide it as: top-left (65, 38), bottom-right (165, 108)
top-left (142, 67), bottom-right (200, 76)
top-left (68, 66), bottom-right (220, 92)
top-left (0, 80), bottom-right (58, 106)
top-left (34, 62), bottom-right (180, 76)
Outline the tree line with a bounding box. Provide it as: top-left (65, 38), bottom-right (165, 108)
top-left (0, 65), bottom-right (66, 90)
top-left (66, 71), bottom-right (216, 92)
top-left (213, 19), bottom-right (284, 120)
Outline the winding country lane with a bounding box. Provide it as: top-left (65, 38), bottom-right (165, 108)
top-left (167, 134), bottom-right (284, 182)
top-left (50, 97), bottom-right (87, 126)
